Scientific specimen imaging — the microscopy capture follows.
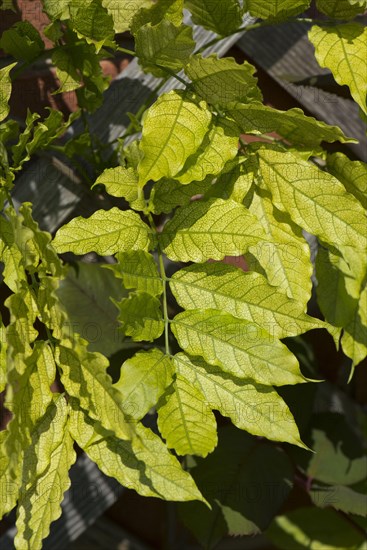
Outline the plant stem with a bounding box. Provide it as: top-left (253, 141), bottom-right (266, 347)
top-left (158, 250), bottom-right (171, 356)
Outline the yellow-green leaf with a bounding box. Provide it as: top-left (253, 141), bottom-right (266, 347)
top-left (309, 23), bottom-right (367, 115)
top-left (53, 207), bottom-right (153, 255)
top-left (171, 309), bottom-right (306, 386)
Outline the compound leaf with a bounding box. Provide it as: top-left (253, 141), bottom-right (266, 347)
top-left (160, 198), bottom-right (267, 262)
top-left (185, 54), bottom-right (262, 107)
top-left (53, 207), bottom-right (153, 255)
top-left (171, 309), bottom-right (306, 386)
top-left (309, 24), bottom-right (367, 116)
top-left (138, 90), bottom-right (212, 186)
top-left (171, 263), bottom-right (330, 339)
top-left (114, 348), bottom-right (174, 420)
top-left (157, 373), bottom-right (218, 457)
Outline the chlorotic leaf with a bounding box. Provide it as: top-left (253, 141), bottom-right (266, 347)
top-left (150, 177), bottom-right (213, 214)
top-left (171, 309), bottom-right (306, 386)
top-left (327, 152), bottom-right (367, 209)
top-left (174, 354), bottom-right (305, 447)
top-left (205, 157), bottom-right (255, 203)
top-left (138, 90), bottom-right (212, 186)
top-left (247, 186), bottom-right (313, 308)
top-left (55, 340), bottom-right (133, 440)
top-left (171, 262), bottom-right (330, 339)
top-left (160, 198), bottom-right (267, 262)
top-left (14, 396), bottom-right (77, 550)
top-left (174, 117), bottom-right (239, 184)
top-left (316, 0), bottom-right (367, 20)
top-left (184, 0), bottom-right (243, 36)
top-left (0, 63), bottom-right (16, 123)
top-left (136, 20), bottom-right (195, 78)
top-left (69, 400), bottom-right (206, 503)
top-left (92, 166), bottom-right (146, 210)
top-left (106, 250), bottom-right (162, 297)
top-left (257, 149), bottom-right (367, 278)
top-left (114, 291), bottom-right (164, 342)
top-left (309, 24), bottom-right (367, 116)
top-left (157, 373), bottom-right (218, 457)
top-left (53, 207), bottom-right (153, 255)
top-left (114, 348), bottom-right (174, 420)
top-left (245, 0), bottom-right (310, 20)
top-left (185, 54), bottom-right (262, 107)
top-left (228, 102), bottom-right (354, 146)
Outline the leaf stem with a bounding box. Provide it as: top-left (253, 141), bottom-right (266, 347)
top-left (158, 250), bottom-right (171, 356)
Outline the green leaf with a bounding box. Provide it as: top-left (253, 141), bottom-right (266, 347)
top-left (69, 0), bottom-right (115, 52)
top-left (185, 54), bottom-right (262, 107)
top-left (171, 263), bottom-right (330, 339)
top-left (327, 152), bottom-right (367, 209)
top-left (157, 372), bottom-right (218, 457)
top-left (149, 177), bottom-right (213, 214)
top-left (105, 250), bottom-right (162, 297)
top-left (316, 0), bottom-right (367, 21)
top-left (171, 309), bottom-right (306, 386)
top-left (131, 0), bottom-right (184, 33)
top-left (92, 166), bottom-right (145, 210)
top-left (0, 63), bottom-right (16, 123)
top-left (159, 198), bottom-right (267, 262)
top-left (55, 339), bottom-right (133, 440)
top-left (257, 149), bottom-right (367, 278)
top-left (136, 20), bottom-right (195, 78)
top-left (316, 248), bottom-right (367, 369)
top-left (102, 0), bottom-right (150, 33)
top-left (309, 24), bottom-right (367, 116)
top-left (179, 426), bottom-right (294, 548)
top-left (310, 480), bottom-right (367, 517)
top-left (69, 400), bottom-right (206, 503)
top-left (266, 507), bottom-right (366, 550)
top-left (174, 353), bottom-right (305, 447)
top-left (0, 319), bottom-right (6, 392)
top-left (138, 90), bottom-right (212, 186)
top-left (56, 261), bottom-right (128, 356)
top-left (14, 396), bottom-right (76, 550)
top-left (42, 0), bottom-right (71, 19)
top-left (114, 348), bottom-right (174, 420)
top-left (53, 207), bottom-right (153, 255)
top-left (247, 186), bottom-right (313, 308)
top-left (184, 0), bottom-right (243, 36)
top-left (174, 117), bottom-right (239, 184)
top-left (0, 21), bottom-right (44, 63)
top-left (244, 0), bottom-right (310, 20)
top-left (228, 102), bottom-right (354, 146)
top-left (114, 291), bottom-right (164, 342)
top-left (294, 412), bottom-right (367, 486)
